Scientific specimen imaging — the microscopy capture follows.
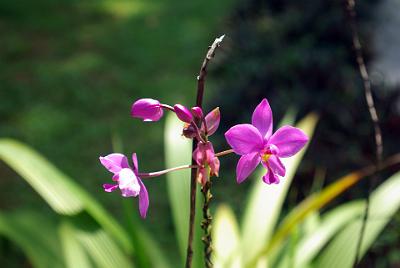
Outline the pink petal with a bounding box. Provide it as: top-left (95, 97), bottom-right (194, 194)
top-left (131, 98), bottom-right (163, 122)
top-left (99, 153), bottom-right (129, 174)
top-left (267, 155), bottom-right (286, 177)
top-left (210, 157), bottom-right (220, 177)
top-left (118, 169), bottom-right (140, 197)
top-left (236, 152), bottom-right (261, 183)
top-left (225, 124), bottom-right (264, 155)
top-left (192, 145), bottom-right (204, 166)
top-left (103, 183), bottom-right (118, 192)
top-left (197, 167), bottom-right (209, 186)
top-left (132, 153), bottom-right (139, 173)
top-left (191, 106), bottom-right (203, 119)
top-left (262, 168), bottom-right (280, 185)
top-left (268, 126), bottom-right (308, 158)
top-left (174, 104), bottom-right (193, 123)
top-left (252, 98), bottom-right (273, 139)
top-left (202, 107), bottom-right (220, 136)
top-left (138, 179), bottom-right (149, 218)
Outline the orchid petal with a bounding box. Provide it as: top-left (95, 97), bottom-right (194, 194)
top-left (262, 168), bottom-right (280, 184)
top-left (197, 167), bottom-right (209, 186)
top-left (252, 98), bottom-right (273, 138)
top-left (236, 152), bottom-right (261, 183)
top-left (210, 157), bottom-right (220, 177)
top-left (99, 153), bottom-right (129, 174)
top-left (202, 107), bottom-right (220, 136)
top-left (132, 153), bottom-right (139, 173)
top-left (138, 179), bottom-right (149, 218)
top-left (191, 106), bottom-right (203, 119)
top-left (225, 124), bottom-right (264, 155)
top-left (268, 125), bottom-right (308, 158)
top-left (267, 155), bottom-right (286, 177)
top-left (103, 183), bottom-right (118, 192)
top-left (118, 168), bottom-right (140, 197)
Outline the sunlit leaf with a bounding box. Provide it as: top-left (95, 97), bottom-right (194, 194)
top-left (59, 222), bottom-right (91, 268)
top-left (213, 204), bottom-right (241, 268)
top-left (293, 202), bottom-right (364, 267)
top-left (314, 171), bottom-right (400, 268)
top-left (0, 138), bottom-right (132, 253)
top-left (164, 114), bottom-right (203, 267)
top-left (0, 210), bottom-right (63, 268)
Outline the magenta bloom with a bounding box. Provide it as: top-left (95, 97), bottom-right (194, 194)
top-left (225, 99), bottom-right (308, 184)
top-left (131, 98), bottom-right (163, 122)
top-left (174, 104), bottom-right (193, 123)
top-left (193, 141), bottom-right (220, 185)
top-left (100, 153), bottom-right (149, 218)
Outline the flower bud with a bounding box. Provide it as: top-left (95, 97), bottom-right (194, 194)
top-left (131, 98), bottom-right (163, 122)
top-left (191, 106), bottom-right (203, 119)
top-left (174, 104), bottom-right (193, 123)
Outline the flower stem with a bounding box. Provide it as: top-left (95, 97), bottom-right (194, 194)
top-left (139, 165), bottom-right (198, 178)
top-left (345, 1), bottom-right (383, 266)
top-left (215, 149), bottom-right (234, 157)
top-left (201, 180), bottom-right (213, 268)
top-left (161, 104), bottom-right (174, 111)
top-left (185, 35), bottom-right (225, 268)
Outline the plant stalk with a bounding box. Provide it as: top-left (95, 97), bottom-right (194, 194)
top-left (345, 1), bottom-right (383, 267)
top-left (185, 35), bottom-right (225, 268)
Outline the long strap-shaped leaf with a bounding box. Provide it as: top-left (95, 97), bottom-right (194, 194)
top-left (0, 210), bottom-right (64, 268)
top-left (164, 114), bottom-right (203, 267)
top-left (314, 171), bottom-right (400, 268)
top-left (248, 155), bottom-right (400, 267)
top-left (0, 139), bottom-right (132, 253)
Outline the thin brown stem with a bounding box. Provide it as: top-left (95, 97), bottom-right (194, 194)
top-left (185, 35), bottom-right (225, 268)
top-left (345, 1), bottom-right (383, 267)
top-left (215, 149), bottom-right (234, 157)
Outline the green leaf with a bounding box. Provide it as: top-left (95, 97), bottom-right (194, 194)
top-left (0, 138), bottom-right (133, 253)
top-left (74, 225), bottom-right (133, 268)
top-left (59, 222), bottom-right (92, 268)
top-left (213, 204), bottom-right (241, 268)
top-left (314, 171), bottom-right (400, 268)
top-left (293, 201), bottom-right (364, 267)
top-left (122, 199), bottom-right (171, 268)
top-left (241, 113), bottom-right (318, 265)
top-left (164, 114), bottom-right (203, 267)
top-left (0, 210), bottom-right (64, 268)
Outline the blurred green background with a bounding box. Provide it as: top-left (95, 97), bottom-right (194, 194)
top-left (1, 0), bottom-right (400, 267)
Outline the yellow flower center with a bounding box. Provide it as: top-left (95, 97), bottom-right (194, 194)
top-left (262, 153), bottom-right (271, 163)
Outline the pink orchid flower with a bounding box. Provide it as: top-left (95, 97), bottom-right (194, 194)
top-left (193, 141), bottom-right (220, 185)
top-left (225, 98), bottom-right (308, 184)
top-left (100, 153), bottom-right (149, 218)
